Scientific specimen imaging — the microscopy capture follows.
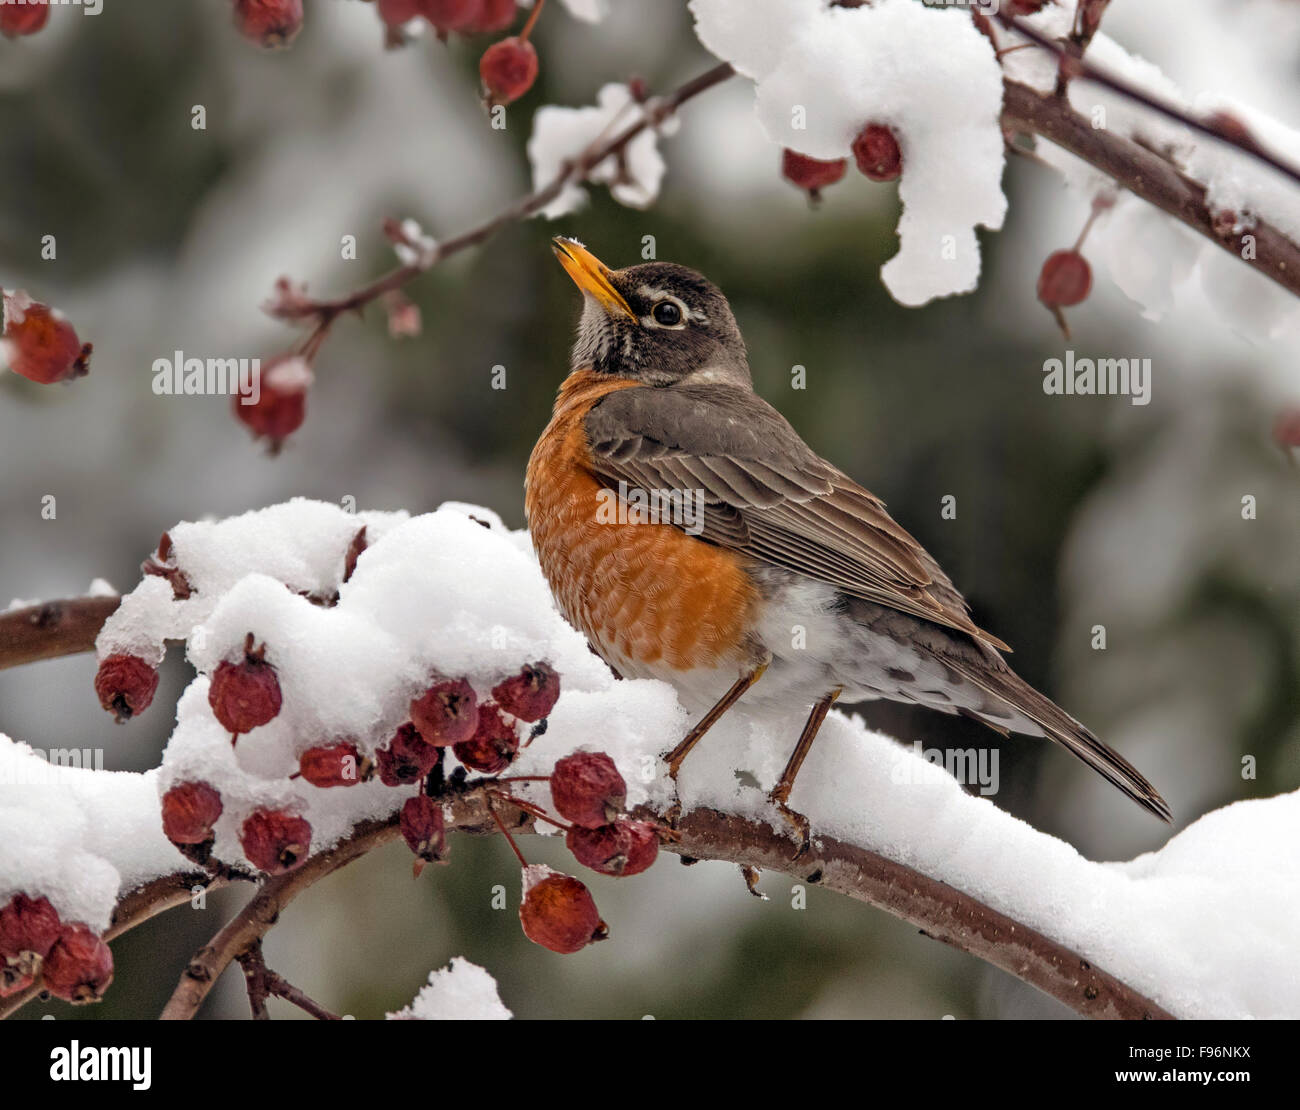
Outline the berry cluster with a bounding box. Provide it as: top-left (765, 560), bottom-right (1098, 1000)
top-left (0, 893), bottom-right (113, 1004)
top-left (781, 122), bottom-right (903, 205)
top-left (1, 290), bottom-right (92, 385)
top-left (96, 510), bottom-right (667, 975)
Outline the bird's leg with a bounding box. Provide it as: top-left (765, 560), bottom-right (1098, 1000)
top-left (664, 658), bottom-right (768, 782)
top-left (769, 687), bottom-right (841, 859)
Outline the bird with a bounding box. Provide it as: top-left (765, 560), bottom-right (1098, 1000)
top-left (526, 237), bottom-right (1171, 836)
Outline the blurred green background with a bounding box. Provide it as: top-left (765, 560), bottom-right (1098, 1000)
top-left (2, 0), bottom-right (1297, 1019)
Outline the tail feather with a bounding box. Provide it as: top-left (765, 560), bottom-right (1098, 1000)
top-left (946, 658), bottom-right (1172, 823)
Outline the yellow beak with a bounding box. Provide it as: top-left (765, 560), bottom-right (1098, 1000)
top-left (552, 237), bottom-right (636, 320)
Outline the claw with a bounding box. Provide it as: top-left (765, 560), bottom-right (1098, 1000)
top-left (740, 865), bottom-right (768, 899)
top-left (772, 797), bottom-right (812, 862)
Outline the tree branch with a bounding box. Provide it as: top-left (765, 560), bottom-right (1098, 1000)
top-left (1, 780), bottom-right (1171, 1021)
top-left (0, 596), bottom-right (120, 671)
top-left (266, 62), bottom-right (738, 351)
top-left (998, 9), bottom-right (1300, 190)
top-left (1002, 80), bottom-right (1300, 299)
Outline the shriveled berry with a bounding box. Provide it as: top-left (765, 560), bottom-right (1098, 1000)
top-left (491, 661), bottom-right (559, 722)
top-left (376, 723), bottom-right (441, 786)
top-left (233, 354), bottom-right (312, 452)
top-left (452, 703), bottom-right (519, 774)
top-left (566, 819), bottom-right (660, 877)
top-left (400, 794), bottom-right (447, 863)
top-left (409, 677), bottom-right (478, 746)
top-left (1037, 249), bottom-right (1092, 308)
top-left (480, 36), bottom-right (538, 106)
top-left (463, 0), bottom-right (515, 33)
top-left (1006, 0), bottom-right (1048, 14)
top-left (1, 291), bottom-right (92, 384)
top-left (421, 0), bottom-right (481, 35)
top-left (0, 893), bottom-right (62, 993)
top-left (233, 0), bottom-right (304, 48)
top-left (519, 873), bottom-right (607, 954)
top-left (160, 781), bottom-right (224, 845)
top-left (781, 149), bottom-right (847, 202)
top-left (209, 636), bottom-right (282, 739)
top-left (550, 751), bottom-right (626, 829)
top-left (42, 924), bottom-right (113, 1004)
top-left (852, 123), bottom-right (902, 182)
top-left (94, 654), bottom-right (160, 723)
top-left (240, 808), bottom-right (312, 874)
top-left (298, 742), bottom-right (369, 787)
top-left (0, 0), bottom-right (49, 38)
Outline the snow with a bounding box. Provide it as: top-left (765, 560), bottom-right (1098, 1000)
top-left (387, 957), bottom-right (512, 1020)
top-left (1, 497), bottom-right (1297, 1016)
top-left (690, 0), bottom-right (1007, 306)
top-left (0, 740), bottom-right (179, 933)
top-left (527, 83), bottom-right (674, 220)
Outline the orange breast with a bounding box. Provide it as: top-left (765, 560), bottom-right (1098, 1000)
top-left (525, 371), bottom-right (758, 673)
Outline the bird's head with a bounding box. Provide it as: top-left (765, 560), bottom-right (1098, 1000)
top-left (552, 237), bottom-right (750, 388)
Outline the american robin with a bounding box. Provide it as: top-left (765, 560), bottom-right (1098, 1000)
top-left (527, 237), bottom-right (1170, 833)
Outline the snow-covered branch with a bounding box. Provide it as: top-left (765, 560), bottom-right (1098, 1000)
top-left (2, 502), bottom-right (1295, 1020)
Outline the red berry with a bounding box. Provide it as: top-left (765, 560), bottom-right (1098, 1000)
top-left (781, 149), bottom-right (847, 201)
top-left (376, 723), bottom-right (441, 786)
top-left (1, 291), bottom-right (91, 384)
top-left (479, 36), bottom-right (538, 107)
top-left (491, 661), bottom-right (559, 723)
top-left (240, 808), bottom-right (312, 874)
top-left (93, 653), bottom-right (160, 723)
top-left (160, 781), bottom-right (224, 845)
top-left (1272, 407), bottom-right (1300, 451)
top-left (298, 742), bottom-right (369, 788)
top-left (233, 354), bottom-right (312, 452)
top-left (42, 924), bottom-right (113, 1004)
top-left (1006, 0), bottom-right (1049, 14)
top-left (1037, 249), bottom-right (1092, 308)
top-left (232, 0), bottom-right (304, 48)
top-left (550, 751), bottom-right (626, 829)
top-left (452, 703), bottom-right (519, 775)
top-left (208, 636), bottom-right (282, 739)
top-left (400, 794), bottom-right (447, 863)
top-left (852, 123), bottom-right (903, 182)
top-left (0, 1), bottom-right (48, 38)
top-left (519, 872), bottom-right (607, 954)
top-left (463, 0), bottom-right (515, 33)
top-left (566, 819), bottom-right (660, 877)
top-left (0, 893), bottom-right (62, 994)
top-left (421, 0), bottom-right (482, 34)
top-left (409, 677), bottom-right (478, 746)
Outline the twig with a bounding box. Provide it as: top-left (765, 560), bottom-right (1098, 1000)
top-left (999, 8), bottom-right (1300, 189)
top-left (159, 816), bottom-right (404, 1020)
top-left (0, 596), bottom-right (120, 671)
top-left (264, 62), bottom-right (737, 352)
top-left (237, 939), bottom-right (341, 1020)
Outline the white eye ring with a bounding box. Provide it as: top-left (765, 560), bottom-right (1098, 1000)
top-left (645, 297), bottom-right (688, 329)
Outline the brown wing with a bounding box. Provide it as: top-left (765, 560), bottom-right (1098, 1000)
top-left (583, 382), bottom-right (1010, 652)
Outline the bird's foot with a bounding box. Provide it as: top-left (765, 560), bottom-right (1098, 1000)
top-left (769, 793), bottom-right (812, 861)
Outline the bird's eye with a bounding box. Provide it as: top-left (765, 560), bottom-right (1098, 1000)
top-left (652, 300), bottom-right (682, 326)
